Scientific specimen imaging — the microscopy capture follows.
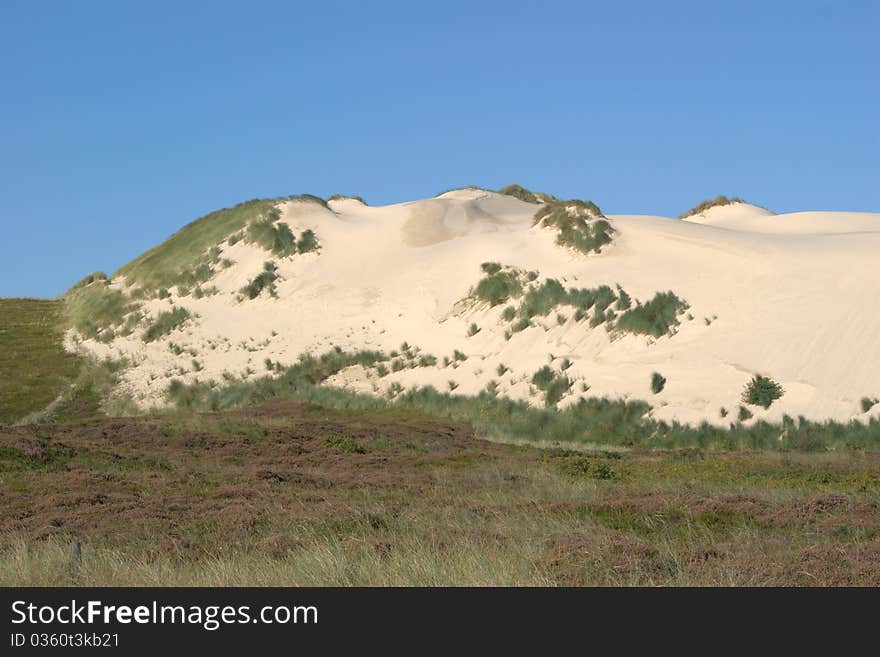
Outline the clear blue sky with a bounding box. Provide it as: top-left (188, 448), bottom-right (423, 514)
top-left (1, 0), bottom-right (877, 297)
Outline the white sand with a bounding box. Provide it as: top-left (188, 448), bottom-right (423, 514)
top-left (73, 193), bottom-right (880, 425)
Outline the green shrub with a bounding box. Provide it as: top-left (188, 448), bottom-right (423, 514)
top-left (651, 372), bottom-right (666, 394)
top-left (241, 262), bottom-right (280, 300)
top-left (496, 363), bottom-right (509, 376)
top-left (615, 286), bottom-right (632, 311)
top-left (533, 199), bottom-right (614, 255)
top-left (501, 306), bottom-right (516, 322)
top-left (738, 405), bottom-right (754, 422)
top-left (531, 366), bottom-right (572, 408)
top-left (296, 229), bottom-right (319, 253)
top-left (247, 217), bottom-right (297, 257)
top-left (615, 292), bottom-right (689, 338)
top-left (143, 307), bottom-right (191, 343)
top-left (453, 349), bottom-right (468, 362)
top-left (473, 266), bottom-right (524, 307)
top-left (861, 397), bottom-right (879, 413)
top-left (742, 375), bottom-right (784, 409)
top-left (467, 323), bottom-right (480, 337)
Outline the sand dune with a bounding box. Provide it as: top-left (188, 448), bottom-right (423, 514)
top-left (71, 189), bottom-right (880, 426)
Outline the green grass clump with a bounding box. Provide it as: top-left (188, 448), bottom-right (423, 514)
top-left (288, 194), bottom-right (330, 210)
top-left (531, 366), bottom-right (572, 408)
top-left (533, 199), bottom-right (614, 255)
top-left (327, 194), bottom-right (367, 204)
top-left (861, 397), bottom-right (879, 413)
top-left (247, 209), bottom-right (297, 257)
top-left (742, 375), bottom-right (784, 409)
top-left (143, 307), bottom-right (192, 343)
top-left (651, 372), bottom-right (666, 394)
top-left (241, 262), bottom-right (280, 300)
top-left (117, 198), bottom-right (280, 292)
top-left (497, 184), bottom-right (539, 204)
top-left (679, 195), bottom-right (747, 219)
top-left (473, 264), bottom-right (524, 307)
top-left (296, 229), bottom-right (319, 254)
top-left (0, 299), bottom-right (84, 423)
top-left (614, 291), bottom-right (689, 338)
top-left (166, 349), bottom-right (386, 410)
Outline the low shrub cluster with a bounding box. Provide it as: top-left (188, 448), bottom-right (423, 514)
top-left (241, 262), bottom-right (280, 300)
top-left (534, 199), bottom-right (613, 255)
top-left (488, 269), bottom-right (688, 339)
top-left (531, 365), bottom-right (573, 408)
top-left (247, 208), bottom-right (320, 257)
top-left (741, 375), bottom-right (784, 409)
top-left (473, 263), bottom-right (527, 307)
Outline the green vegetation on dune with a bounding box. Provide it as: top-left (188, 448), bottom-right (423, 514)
top-left (287, 193), bottom-right (331, 210)
top-left (63, 278), bottom-right (140, 341)
top-left (473, 263), bottom-right (526, 307)
top-left (679, 195), bottom-right (749, 219)
top-left (531, 365), bottom-right (573, 408)
top-left (497, 183), bottom-right (539, 204)
top-left (474, 265), bottom-right (689, 339)
top-left (742, 375), bottom-right (784, 409)
top-left (246, 208), bottom-right (297, 257)
top-left (0, 299), bottom-right (84, 423)
top-left (534, 199), bottom-right (614, 254)
top-left (651, 372), bottom-right (667, 394)
top-left (327, 194), bottom-right (367, 204)
top-left (162, 348), bottom-right (880, 452)
top-left (615, 291), bottom-right (690, 338)
top-left (241, 261), bottom-right (280, 300)
top-left (117, 198), bottom-right (280, 292)
top-left (142, 307), bottom-right (192, 343)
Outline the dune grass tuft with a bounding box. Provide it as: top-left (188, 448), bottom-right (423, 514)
top-left (143, 307), bottom-right (192, 343)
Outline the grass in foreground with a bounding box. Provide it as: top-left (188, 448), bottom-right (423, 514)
top-left (1, 402), bottom-right (879, 586)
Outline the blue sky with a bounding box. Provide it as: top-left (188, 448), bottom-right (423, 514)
top-left (1, 0), bottom-right (877, 297)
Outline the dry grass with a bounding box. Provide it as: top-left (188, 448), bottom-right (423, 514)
top-left (2, 402), bottom-right (879, 586)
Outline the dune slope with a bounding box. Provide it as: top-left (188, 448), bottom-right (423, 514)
top-left (66, 189), bottom-right (880, 425)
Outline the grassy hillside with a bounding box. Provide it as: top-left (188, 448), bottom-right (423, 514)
top-left (116, 198), bottom-right (281, 291)
top-left (2, 399), bottom-right (878, 585)
top-left (0, 299), bottom-right (83, 424)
